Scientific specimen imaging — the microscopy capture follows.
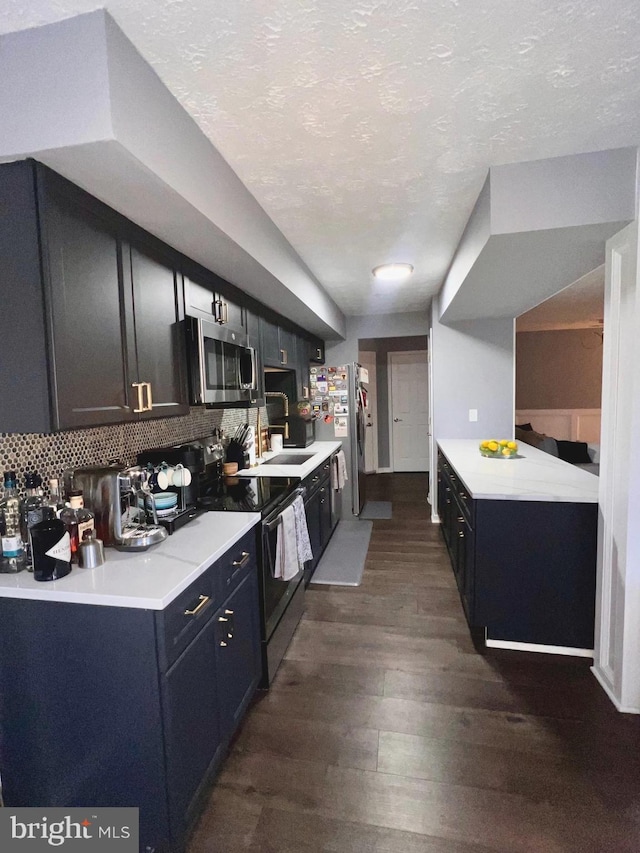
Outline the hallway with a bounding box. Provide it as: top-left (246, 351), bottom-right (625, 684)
top-left (189, 474), bottom-right (640, 853)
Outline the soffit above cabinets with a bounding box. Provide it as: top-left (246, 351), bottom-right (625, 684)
top-left (2, 3), bottom-right (640, 320)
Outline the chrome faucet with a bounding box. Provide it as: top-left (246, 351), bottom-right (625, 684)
top-left (265, 392), bottom-right (290, 440)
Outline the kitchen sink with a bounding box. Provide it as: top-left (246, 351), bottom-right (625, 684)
top-left (262, 453), bottom-right (315, 465)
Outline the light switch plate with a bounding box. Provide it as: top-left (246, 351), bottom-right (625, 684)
top-left (469, 409), bottom-right (478, 422)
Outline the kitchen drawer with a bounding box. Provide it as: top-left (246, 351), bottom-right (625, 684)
top-left (157, 563), bottom-right (218, 669)
top-left (302, 463), bottom-right (327, 497)
top-left (217, 529), bottom-right (258, 600)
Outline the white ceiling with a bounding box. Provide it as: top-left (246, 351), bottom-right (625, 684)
top-left (516, 265), bottom-right (605, 332)
top-left (2, 1), bottom-right (640, 316)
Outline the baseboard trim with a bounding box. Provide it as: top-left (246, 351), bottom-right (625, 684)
top-left (431, 513), bottom-right (440, 524)
top-left (376, 467), bottom-right (392, 473)
top-left (485, 638), bottom-right (594, 658)
top-left (591, 665), bottom-right (640, 714)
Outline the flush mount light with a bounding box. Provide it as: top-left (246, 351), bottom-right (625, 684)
top-left (372, 263), bottom-right (414, 281)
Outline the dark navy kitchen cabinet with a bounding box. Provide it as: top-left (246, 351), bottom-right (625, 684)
top-left (0, 527), bottom-right (262, 853)
top-left (215, 571), bottom-right (262, 743)
top-left (245, 308), bottom-right (265, 406)
top-left (125, 241), bottom-right (189, 419)
top-left (0, 160), bottom-right (189, 431)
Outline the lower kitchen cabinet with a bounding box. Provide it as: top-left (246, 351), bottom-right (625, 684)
top-left (303, 453), bottom-right (340, 582)
top-left (0, 528), bottom-right (261, 853)
top-left (437, 449), bottom-right (597, 649)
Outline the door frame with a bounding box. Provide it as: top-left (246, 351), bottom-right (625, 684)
top-left (388, 349), bottom-right (429, 473)
top-left (358, 350), bottom-right (378, 473)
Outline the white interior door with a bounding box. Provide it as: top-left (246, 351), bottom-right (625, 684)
top-left (359, 351), bottom-right (377, 473)
top-left (390, 351), bottom-right (430, 472)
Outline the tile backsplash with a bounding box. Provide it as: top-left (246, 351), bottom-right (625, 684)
top-left (0, 406), bottom-right (268, 494)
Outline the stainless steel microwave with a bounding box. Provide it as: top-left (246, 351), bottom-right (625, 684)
top-left (186, 316), bottom-right (257, 405)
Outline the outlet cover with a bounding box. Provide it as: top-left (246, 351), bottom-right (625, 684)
top-left (469, 409), bottom-right (478, 422)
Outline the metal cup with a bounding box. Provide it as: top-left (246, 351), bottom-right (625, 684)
top-left (78, 530), bottom-right (105, 568)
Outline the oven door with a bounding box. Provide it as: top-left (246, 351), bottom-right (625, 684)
top-left (186, 317), bottom-right (256, 404)
top-left (261, 487), bottom-right (306, 641)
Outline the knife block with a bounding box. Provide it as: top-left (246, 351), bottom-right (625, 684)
top-left (225, 440), bottom-right (249, 470)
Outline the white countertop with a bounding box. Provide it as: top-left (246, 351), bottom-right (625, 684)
top-left (0, 512), bottom-right (260, 610)
top-left (239, 440), bottom-right (342, 478)
top-left (438, 439), bottom-right (599, 503)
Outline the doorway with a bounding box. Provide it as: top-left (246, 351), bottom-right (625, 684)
top-left (389, 350), bottom-right (430, 472)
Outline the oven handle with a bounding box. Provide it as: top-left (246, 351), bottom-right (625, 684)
top-left (263, 486), bottom-right (306, 531)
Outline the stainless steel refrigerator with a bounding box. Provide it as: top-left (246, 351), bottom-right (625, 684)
top-left (310, 363), bottom-right (369, 517)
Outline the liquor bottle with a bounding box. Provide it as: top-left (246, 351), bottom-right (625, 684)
top-left (60, 490), bottom-right (95, 564)
top-left (47, 478), bottom-right (65, 517)
top-left (20, 471), bottom-right (46, 570)
top-left (30, 517), bottom-right (72, 581)
top-left (1, 471), bottom-right (26, 573)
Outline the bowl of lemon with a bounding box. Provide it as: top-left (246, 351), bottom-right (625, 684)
top-left (479, 439), bottom-right (519, 458)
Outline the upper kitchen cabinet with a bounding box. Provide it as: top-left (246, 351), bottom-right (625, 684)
top-left (261, 317), bottom-right (299, 369)
top-left (295, 336), bottom-right (311, 401)
top-left (184, 274), bottom-right (244, 335)
top-left (124, 241), bottom-right (190, 419)
top-left (309, 337), bottom-right (325, 365)
top-left (0, 160), bottom-right (189, 432)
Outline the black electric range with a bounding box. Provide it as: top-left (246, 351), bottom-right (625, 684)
top-left (196, 475), bottom-right (301, 517)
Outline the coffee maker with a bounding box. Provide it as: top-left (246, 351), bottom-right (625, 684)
top-left (68, 465), bottom-right (168, 550)
top-left (137, 432), bottom-right (225, 510)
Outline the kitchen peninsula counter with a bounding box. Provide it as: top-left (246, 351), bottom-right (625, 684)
top-left (0, 512), bottom-right (260, 609)
top-left (436, 440), bottom-right (598, 654)
top-left (437, 439), bottom-right (599, 503)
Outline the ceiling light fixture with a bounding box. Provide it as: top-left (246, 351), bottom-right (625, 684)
top-left (372, 263), bottom-right (414, 282)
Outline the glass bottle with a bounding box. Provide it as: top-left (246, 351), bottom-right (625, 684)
top-left (31, 516), bottom-right (72, 581)
top-left (60, 490), bottom-right (95, 564)
top-left (1, 471), bottom-right (26, 573)
top-left (48, 478), bottom-right (65, 517)
top-left (20, 472), bottom-right (46, 570)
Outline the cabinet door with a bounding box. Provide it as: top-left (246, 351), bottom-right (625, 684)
top-left (295, 336), bottom-right (310, 401)
top-left (184, 277), bottom-right (216, 319)
top-left (319, 478), bottom-right (332, 552)
top-left (128, 243), bottom-right (190, 418)
top-left (260, 318), bottom-right (281, 367)
top-left (215, 572), bottom-right (261, 744)
top-left (279, 328), bottom-right (296, 368)
top-left (163, 614), bottom-right (221, 835)
top-left (305, 490), bottom-right (322, 570)
top-left (216, 295), bottom-right (244, 333)
top-left (44, 196), bottom-right (134, 429)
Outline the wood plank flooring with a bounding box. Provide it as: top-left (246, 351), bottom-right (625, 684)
top-left (189, 473), bottom-right (640, 853)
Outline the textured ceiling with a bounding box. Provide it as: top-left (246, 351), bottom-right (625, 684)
top-left (517, 265), bottom-right (605, 331)
top-left (2, 1), bottom-right (640, 316)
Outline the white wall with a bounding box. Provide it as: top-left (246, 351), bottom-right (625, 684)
top-left (430, 297), bottom-right (515, 518)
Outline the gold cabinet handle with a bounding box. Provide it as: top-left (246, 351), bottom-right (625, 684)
top-left (222, 301), bottom-right (229, 324)
top-left (232, 551), bottom-right (250, 568)
top-left (457, 516), bottom-right (464, 522)
top-left (280, 348), bottom-right (287, 364)
top-left (145, 382), bottom-right (153, 411)
top-left (458, 531), bottom-right (465, 538)
top-left (219, 640), bottom-right (228, 647)
top-left (224, 608), bottom-right (234, 615)
top-left (214, 298), bottom-right (224, 324)
top-left (184, 594), bottom-right (210, 616)
top-left (132, 382), bottom-right (145, 413)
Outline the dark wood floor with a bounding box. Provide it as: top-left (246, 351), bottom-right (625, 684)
top-left (189, 473), bottom-right (640, 853)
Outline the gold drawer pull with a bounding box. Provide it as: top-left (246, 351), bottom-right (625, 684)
top-left (132, 382), bottom-right (145, 413)
top-left (184, 594), bottom-right (210, 616)
top-left (232, 551), bottom-right (250, 568)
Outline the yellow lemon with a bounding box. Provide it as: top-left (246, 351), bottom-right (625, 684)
top-left (507, 441), bottom-right (517, 450)
top-left (480, 440), bottom-right (490, 449)
top-left (488, 441), bottom-right (499, 452)
top-left (501, 447), bottom-right (511, 457)
top-left (499, 439), bottom-right (509, 446)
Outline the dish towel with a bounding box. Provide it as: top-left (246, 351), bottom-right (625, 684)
top-left (332, 449), bottom-right (348, 491)
top-left (293, 495), bottom-right (313, 567)
top-left (274, 504), bottom-right (299, 581)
